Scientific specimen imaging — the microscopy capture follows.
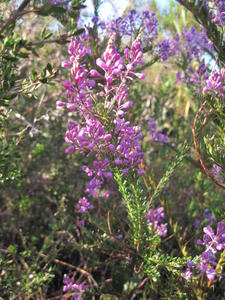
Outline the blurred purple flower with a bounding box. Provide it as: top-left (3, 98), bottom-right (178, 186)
top-left (149, 118), bottom-right (168, 143)
top-left (77, 197), bottom-right (93, 213)
top-left (63, 275), bottom-right (87, 300)
top-left (203, 68), bottom-right (225, 99)
top-left (184, 222), bottom-right (225, 281)
top-left (146, 207), bottom-right (168, 237)
top-left (207, 0), bottom-right (225, 26)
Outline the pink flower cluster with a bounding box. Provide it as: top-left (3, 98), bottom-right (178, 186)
top-left (58, 34), bottom-right (146, 198)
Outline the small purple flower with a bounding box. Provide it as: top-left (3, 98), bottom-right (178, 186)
top-left (184, 222), bottom-right (225, 281)
top-left (216, 222), bottom-right (225, 250)
top-left (182, 268), bottom-right (193, 280)
top-left (217, 145), bottom-right (222, 152)
top-left (169, 26), bottom-right (213, 94)
top-left (203, 210), bottom-right (215, 225)
top-left (149, 118), bottom-right (168, 144)
top-left (212, 163), bottom-right (222, 176)
top-left (195, 209), bottom-right (214, 228)
top-left (202, 249), bottom-right (217, 266)
top-left (137, 169), bottom-right (145, 175)
top-left (146, 207), bottom-right (167, 237)
top-left (158, 39), bottom-right (172, 61)
top-left (187, 261), bottom-right (196, 268)
top-left (63, 275), bottom-right (87, 300)
top-left (77, 197), bottom-right (93, 213)
top-left (206, 268), bottom-right (216, 281)
top-left (207, 1), bottom-right (225, 27)
top-left (63, 275), bottom-right (74, 293)
top-left (77, 219), bottom-right (85, 228)
top-left (202, 223), bottom-right (225, 251)
top-left (49, 0), bottom-right (63, 4)
top-left (195, 217), bottom-right (200, 228)
top-left (106, 10), bottom-right (158, 45)
top-left (203, 68), bottom-right (225, 99)
top-left (116, 234), bottom-right (123, 240)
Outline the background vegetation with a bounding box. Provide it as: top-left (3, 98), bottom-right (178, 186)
top-left (0, 0), bottom-right (224, 299)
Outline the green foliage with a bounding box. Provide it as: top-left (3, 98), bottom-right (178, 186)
top-left (147, 143), bottom-right (190, 208)
top-left (0, 1), bottom-right (224, 299)
top-left (114, 170), bottom-right (148, 249)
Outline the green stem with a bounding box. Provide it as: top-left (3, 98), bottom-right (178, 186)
top-left (131, 183), bottom-right (142, 252)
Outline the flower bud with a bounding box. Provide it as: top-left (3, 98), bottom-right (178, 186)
top-left (137, 169), bottom-right (145, 175)
top-left (121, 101), bottom-right (133, 110)
top-left (61, 60), bottom-right (71, 68)
top-left (122, 168), bottom-right (129, 175)
top-left (67, 103), bottom-right (76, 110)
top-left (104, 172), bottom-right (113, 180)
top-left (56, 101), bottom-right (66, 107)
top-left (104, 134), bottom-right (112, 141)
top-left (90, 69), bottom-right (101, 77)
top-left (117, 110), bottom-right (124, 117)
top-left (115, 158), bottom-right (122, 165)
top-left (134, 72), bottom-right (146, 80)
top-left (136, 51), bottom-right (143, 61)
top-left (109, 144), bottom-right (115, 152)
top-left (96, 58), bottom-right (106, 70)
top-left (65, 146), bottom-right (75, 155)
top-left (89, 79), bottom-right (95, 87)
top-left (112, 68), bottom-right (122, 75)
top-left (127, 63), bottom-right (134, 71)
top-left (124, 48), bottom-right (129, 60)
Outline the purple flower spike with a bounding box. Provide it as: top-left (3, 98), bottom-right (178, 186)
top-left (60, 31), bottom-right (146, 198)
top-left (106, 10), bottom-right (158, 45)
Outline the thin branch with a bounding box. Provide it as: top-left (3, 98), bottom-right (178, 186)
top-left (192, 101), bottom-right (225, 189)
top-left (39, 253), bottom-right (98, 287)
top-left (0, 0), bottom-right (31, 34)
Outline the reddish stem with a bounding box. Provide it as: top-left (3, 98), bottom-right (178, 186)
top-left (192, 102), bottom-right (225, 190)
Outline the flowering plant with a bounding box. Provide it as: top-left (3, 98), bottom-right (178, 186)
top-left (0, 1), bottom-right (225, 299)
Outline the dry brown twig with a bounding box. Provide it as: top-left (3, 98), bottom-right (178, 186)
top-left (40, 253), bottom-right (98, 287)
